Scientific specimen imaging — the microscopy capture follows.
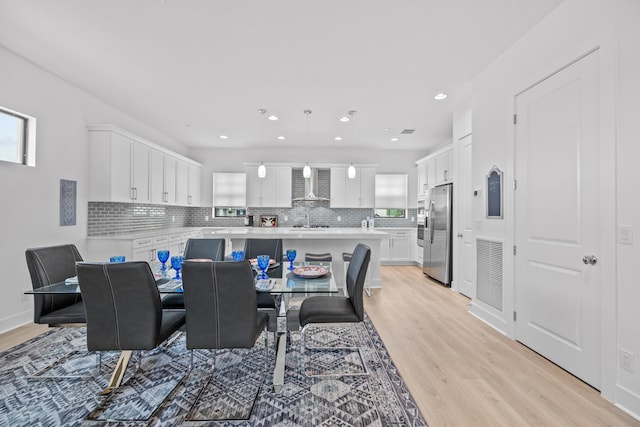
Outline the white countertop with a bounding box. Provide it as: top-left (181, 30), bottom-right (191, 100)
top-left (88, 226), bottom-right (390, 240)
top-left (203, 227), bottom-right (389, 240)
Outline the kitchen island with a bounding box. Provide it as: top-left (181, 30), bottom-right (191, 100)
top-left (202, 227), bottom-right (388, 290)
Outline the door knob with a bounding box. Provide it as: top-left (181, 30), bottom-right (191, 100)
top-left (582, 255), bottom-right (598, 265)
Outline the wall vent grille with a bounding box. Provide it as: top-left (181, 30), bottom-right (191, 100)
top-left (476, 239), bottom-right (503, 311)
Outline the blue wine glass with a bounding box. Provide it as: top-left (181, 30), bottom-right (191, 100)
top-left (109, 255), bottom-right (126, 263)
top-left (286, 249), bottom-right (297, 270)
top-left (171, 255), bottom-right (184, 280)
top-left (232, 250), bottom-right (244, 261)
top-left (256, 255), bottom-right (270, 279)
top-left (157, 250), bottom-right (170, 271)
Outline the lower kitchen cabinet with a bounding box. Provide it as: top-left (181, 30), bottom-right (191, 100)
top-left (379, 228), bottom-right (413, 265)
top-left (88, 229), bottom-right (202, 264)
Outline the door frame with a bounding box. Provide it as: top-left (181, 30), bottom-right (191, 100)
top-left (504, 30), bottom-right (617, 400)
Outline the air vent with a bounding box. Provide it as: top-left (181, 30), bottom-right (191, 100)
top-left (400, 129), bottom-right (415, 134)
top-left (476, 239), bottom-right (503, 311)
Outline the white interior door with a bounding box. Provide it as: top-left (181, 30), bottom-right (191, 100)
top-left (514, 51), bottom-right (600, 388)
top-left (457, 135), bottom-right (474, 298)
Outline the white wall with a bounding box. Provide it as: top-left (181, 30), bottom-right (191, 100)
top-left (0, 46), bottom-right (187, 333)
top-left (469, 0), bottom-right (640, 416)
top-left (188, 146), bottom-right (428, 208)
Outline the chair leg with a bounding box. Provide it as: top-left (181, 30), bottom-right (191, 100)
top-left (185, 335), bottom-right (268, 422)
top-left (300, 323), bottom-right (369, 378)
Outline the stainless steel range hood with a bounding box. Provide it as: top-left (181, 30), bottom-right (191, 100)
top-left (292, 168), bottom-right (330, 202)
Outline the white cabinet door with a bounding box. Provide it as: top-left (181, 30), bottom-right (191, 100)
top-left (246, 167), bottom-right (262, 207)
top-left (175, 159), bottom-right (190, 206)
top-left (259, 167), bottom-right (278, 207)
top-left (436, 150), bottom-right (452, 185)
top-left (188, 164), bottom-right (201, 206)
top-left (345, 169), bottom-right (361, 207)
top-left (151, 151), bottom-right (177, 204)
top-left (150, 150), bottom-right (165, 204)
top-left (131, 141), bottom-right (151, 203)
top-left (213, 172), bottom-right (246, 207)
top-left (389, 232), bottom-right (411, 261)
top-left (427, 158), bottom-right (436, 189)
top-left (164, 155), bottom-right (177, 205)
top-left (109, 132), bottom-right (133, 202)
top-left (275, 166), bottom-right (292, 207)
top-left (359, 167), bottom-right (376, 208)
top-left (330, 168), bottom-right (347, 208)
top-left (417, 161), bottom-right (427, 198)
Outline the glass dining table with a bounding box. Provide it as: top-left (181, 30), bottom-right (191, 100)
top-left (25, 260), bottom-right (339, 394)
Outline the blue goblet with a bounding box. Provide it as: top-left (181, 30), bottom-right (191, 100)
top-left (286, 249), bottom-right (297, 270)
top-left (171, 255), bottom-right (184, 281)
top-left (256, 255), bottom-right (270, 279)
top-left (157, 250), bottom-right (170, 271)
top-left (109, 256), bottom-right (126, 263)
top-left (232, 250), bottom-right (244, 261)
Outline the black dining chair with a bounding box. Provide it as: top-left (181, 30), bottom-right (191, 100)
top-left (243, 238), bottom-right (283, 331)
top-left (161, 238), bottom-right (226, 310)
top-left (298, 243), bottom-right (371, 377)
top-left (25, 244), bottom-right (86, 326)
top-left (181, 260), bottom-right (270, 421)
top-left (24, 244), bottom-right (89, 379)
top-left (77, 261), bottom-right (186, 422)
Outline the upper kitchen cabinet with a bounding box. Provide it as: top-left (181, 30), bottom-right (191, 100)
top-left (213, 172), bottom-right (246, 207)
top-left (246, 166), bottom-right (292, 207)
top-left (415, 146), bottom-right (453, 192)
top-left (89, 127), bottom-right (151, 203)
top-left (435, 149), bottom-right (452, 185)
top-left (150, 151), bottom-right (177, 204)
top-left (330, 166), bottom-right (375, 208)
top-left (175, 159), bottom-right (201, 206)
top-left (188, 163), bottom-right (201, 206)
top-left (89, 125), bottom-right (202, 206)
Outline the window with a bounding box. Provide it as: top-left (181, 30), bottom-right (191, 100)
top-left (0, 106), bottom-right (36, 166)
top-left (374, 174), bottom-right (407, 218)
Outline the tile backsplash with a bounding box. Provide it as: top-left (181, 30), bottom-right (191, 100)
top-left (88, 202), bottom-right (416, 236)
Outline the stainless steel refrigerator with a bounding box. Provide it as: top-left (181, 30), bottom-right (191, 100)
top-left (423, 183), bottom-right (453, 286)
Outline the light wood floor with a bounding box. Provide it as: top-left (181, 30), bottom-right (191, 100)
top-left (2, 266), bottom-right (639, 426)
top-left (365, 266), bottom-right (640, 427)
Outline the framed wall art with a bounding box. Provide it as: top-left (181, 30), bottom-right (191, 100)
top-left (259, 215), bottom-right (278, 227)
top-left (486, 166), bottom-right (503, 219)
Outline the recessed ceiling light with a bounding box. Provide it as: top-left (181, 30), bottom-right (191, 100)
top-left (219, 135), bottom-right (228, 139)
top-left (434, 93), bottom-right (448, 100)
top-left (339, 116), bottom-right (350, 122)
top-left (391, 137), bottom-right (399, 142)
top-left (268, 115), bottom-right (279, 121)
top-left (277, 136), bottom-right (285, 140)
top-left (334, 136), bottom-right (343, 141)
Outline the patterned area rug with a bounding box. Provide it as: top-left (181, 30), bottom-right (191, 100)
top-left (0, 315), bottom-right (427, 426)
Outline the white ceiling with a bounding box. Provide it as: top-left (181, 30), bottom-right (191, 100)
top-left (0, 0), bottom-right (562, 151)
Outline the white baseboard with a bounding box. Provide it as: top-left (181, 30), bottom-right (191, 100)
top-left (615, 385), bottom-right (640, 422)
top-left (0, 310), bottom-right (33, 335)
top-left (469, 301), bottom-right (508, 336)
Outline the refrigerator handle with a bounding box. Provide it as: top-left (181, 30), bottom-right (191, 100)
top-left (428, 200), bottom-right (435, 244)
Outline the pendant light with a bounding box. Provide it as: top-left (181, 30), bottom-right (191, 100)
top-left (302, 109), bottom-right (312, 179)
top-left (257, 109), bottom-right (267, 179)
top-left (348, 163), bottom-right (357, 179)
top-left (347, 110), bottom-right (357, 179)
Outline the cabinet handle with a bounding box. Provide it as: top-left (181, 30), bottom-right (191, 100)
top-left (134, 187), bottom-right (138, 200)
top-left (188, 195), bottom-right (192, 204)
top-left (444, 170), bottom-right (448, 181)
top-left (151, 248), bottom-right (156, 261)
top-left (163, 191), bottom-right (168, 202)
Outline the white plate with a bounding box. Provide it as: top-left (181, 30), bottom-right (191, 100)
top-left (292, 265), bottom-right (329, 278)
